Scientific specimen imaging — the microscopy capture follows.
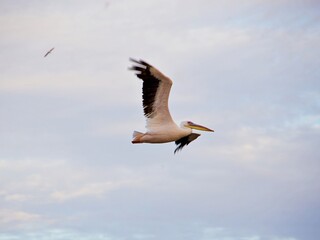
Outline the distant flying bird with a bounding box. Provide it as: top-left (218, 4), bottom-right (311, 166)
top-left (129, 58), bottom-right (214, 153)
top-left (44, 47), bottom-right (54, 57)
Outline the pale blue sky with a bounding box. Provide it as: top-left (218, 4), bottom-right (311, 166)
top-left (0, 0), bottom-right (320, 240)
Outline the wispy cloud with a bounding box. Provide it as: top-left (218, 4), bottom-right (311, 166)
top-left (0, 0), bottom-right (319, 239)
top-left (0, 229), bottom-right (115, 240)
top-left (200, 227), bottom-right (297, 240)
top-left (0, 209), bottom-right (47, 231)
top-left (51, 179), bottom-right (143, 202)
top-left (0, 209), bottom-right (41, 224)
top-left (0, 227), bottom-right (298, 240)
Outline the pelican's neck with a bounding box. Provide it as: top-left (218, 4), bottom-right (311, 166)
top-left (180, 121), bottom-right (189, 129)
top-left (179, 121), bottom-right (192, 134)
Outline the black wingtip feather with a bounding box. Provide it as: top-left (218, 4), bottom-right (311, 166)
top-left (129, 58), bottom-right (140, 64)
top-left (129, 58), bottom-right (151, 67)
top-left (129, 58), bottom-right (161, 117)
top-left (130, 66), bottom-right (146, 72)
top-left (174, 133), bottom-right (201, 154)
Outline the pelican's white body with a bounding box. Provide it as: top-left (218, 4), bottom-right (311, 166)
top-left (134, 122), bottom-right (192, 143)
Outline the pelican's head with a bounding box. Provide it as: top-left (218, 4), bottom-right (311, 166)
top-left (181, 121), bottom-right (214, 132)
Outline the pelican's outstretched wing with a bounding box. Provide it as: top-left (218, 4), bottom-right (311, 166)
top-left (174, 133), bottom-right (200, 154)
top-left (129, 58), bottom-right (175, 129)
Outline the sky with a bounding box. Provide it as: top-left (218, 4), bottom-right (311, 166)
top-left (0, 0), bottom-right (320, 240)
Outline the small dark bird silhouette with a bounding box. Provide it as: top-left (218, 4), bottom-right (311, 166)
top-left (44, 47), bottom-right (54, 57)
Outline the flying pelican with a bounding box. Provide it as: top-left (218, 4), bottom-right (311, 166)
top-left (129, 58), bottom-right (214, 153)
top-left (44, 47), bottom-right (54, 57)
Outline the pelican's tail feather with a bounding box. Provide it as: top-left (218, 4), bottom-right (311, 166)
top-left (132, 131), bottom-right (144, 144)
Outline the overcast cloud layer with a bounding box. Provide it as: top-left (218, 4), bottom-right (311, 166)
top-left (0, 0), bottom-right (320, 240)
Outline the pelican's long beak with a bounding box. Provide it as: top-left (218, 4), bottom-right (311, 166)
top-left (188, 122), bottom-right (214, 132)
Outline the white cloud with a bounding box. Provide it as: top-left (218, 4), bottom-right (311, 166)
top-left (0, 226), bottom-right (299, 240)
top-left (50, 179), bottom-right (143, 202)
top-left (132, 233), bottom-right (156, 240)
top-left (270, 237), bottom-right (297, 240)
top-left (0, 158), bottom-right (134, 200)
top-left (0, 209), bottom-right (41, 224)
top-left (0, 229), bottom-right (115, 240)
top-left (4, 194), bottom-right (31, 202)
top-left (200, 226), bottom-right (298, 240)
top-left (0, 209), bottom-right (48, 231)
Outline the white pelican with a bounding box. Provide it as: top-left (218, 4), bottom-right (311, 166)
top-left (44, 47), bottom-right (54, 57)
top-left (129, 58), bottom-right (214, 153)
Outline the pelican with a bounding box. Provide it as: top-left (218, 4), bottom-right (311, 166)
top-left (129, 58), bottom-right (214, 153)
top-left (44, 47), bottom-right (54, 57)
